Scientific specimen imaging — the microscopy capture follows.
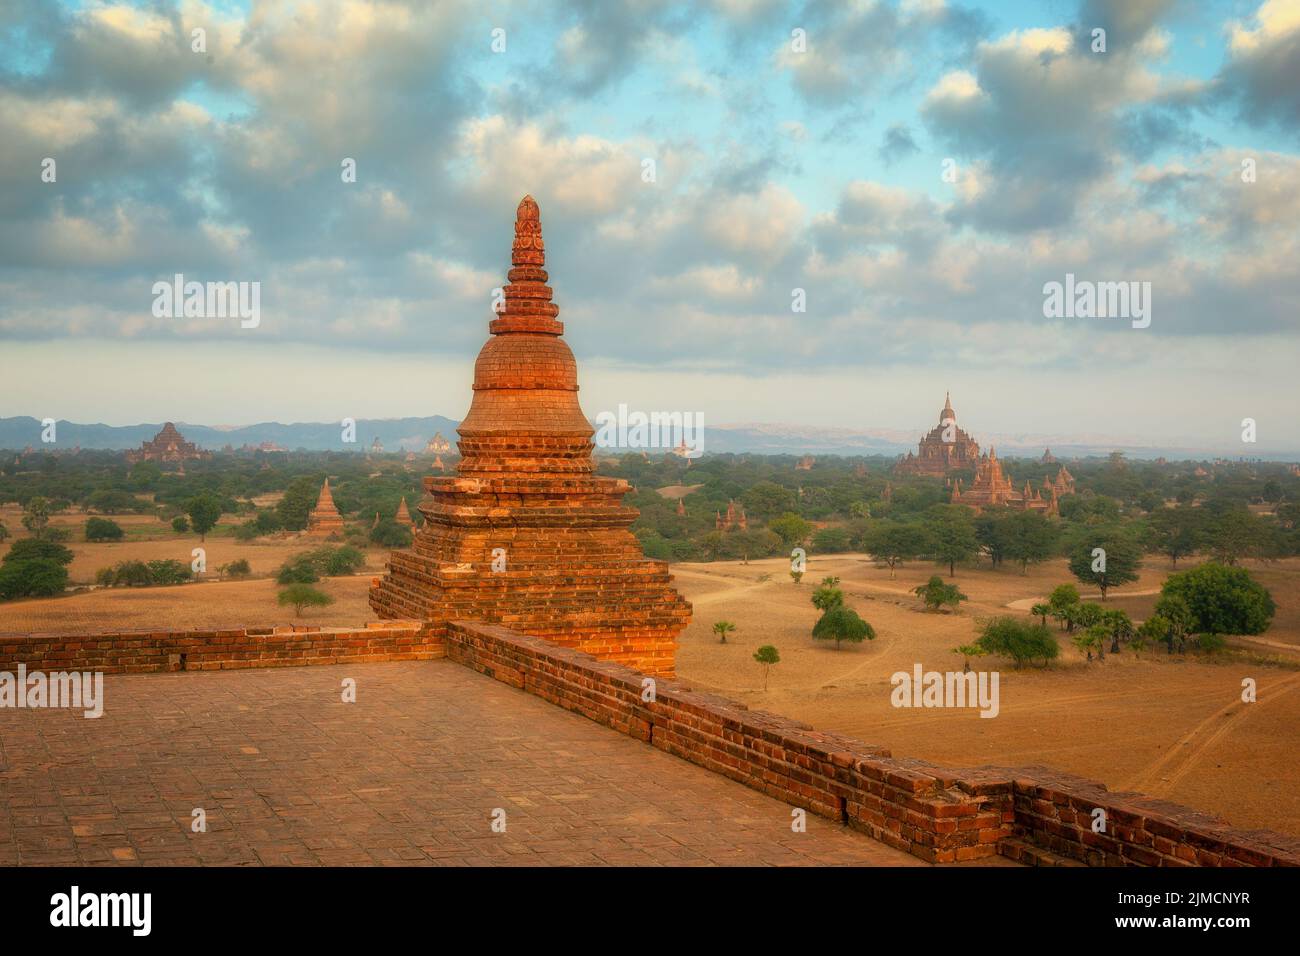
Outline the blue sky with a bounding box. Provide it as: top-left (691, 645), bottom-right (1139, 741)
top-left (1, 0), bottom-right (1298, 453)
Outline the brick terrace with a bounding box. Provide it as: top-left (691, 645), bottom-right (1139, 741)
top-left (0, 660), bottom-right (980, 866)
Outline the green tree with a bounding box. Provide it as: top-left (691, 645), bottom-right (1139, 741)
top-left (3, 539), bottom-right (74, 567)
top-left (811, 576), bottom-right (843, 612)
top-left (277, 476), bottom-right (321, 532)
top-left (811, 526), bottom-right (851, 553)
top-left (952, 643), bottom-right (986, 674)
top-left (0, 520), bottom-right (8, 543)
top-left (1002, 511), bottom-right (1060, 574)
top-left (21, 496), bottom-right (51, 539)
top-left (1202, 506), bottom-right (1272, 565)
top-left (1145, 505), bottom-right (1202, 568)
top-left (976, 617), bottom-right (1059, 667)
top-left (1160, 562), bottom-right (1275, 636)
top-left (753, 644), bottom-right (780, 689)
top-left (277, 555), bottom-right (321, 585)
top-left (1100, 608), bottom-right (1134, 654)
top-left (974, 509), bottom-right (1013, 569)
top-left (712, 620), bottom-right (736, 644)
top-left (768, 512), bottom-right (812, 547)
top-left (172, 515), bottom-right (190, 533)
top-left (1030, 603), bottom-right (1051, 627)
top-left (1072, 626), bottom-right (1107, 662)
top-left (923, 505), bottom-right (978, 577)
top-left (741, 481), bottom-right (798, 523)
top-left (278, 584), bottom-right (334, 618)
top-left (186, 493), bottom-right (223, 542)
top-left (0, 559), bottom-right (69, 601)
top-left (1067, 529), bottom-right (1142, 600)
top-left (84, 517), bottom-right (124, 542)
top-left (86, 489), bottom-right (143, 514)
top-left (913, 575), bottom-right (967, 612)
top-left (812, 605), bottom-right (874, 650)
top-left (1153, 593), bottom-right (1195, 653)
top-left (864, 521), bottom-right (927, 579)
top-left (1135, 614), bottom-right (1169, 658)
top-left (370, 519), bottom-right (412, 548)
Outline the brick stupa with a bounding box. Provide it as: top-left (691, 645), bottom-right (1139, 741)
top-left (394, 497), bottom-right (414, 527)
top-left (369, 195), bottom-right (691, 675)
top-left (306, 478), bottom-right (345, 536)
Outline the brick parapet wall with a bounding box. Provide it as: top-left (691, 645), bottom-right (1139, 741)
top-left (445, 620), bottom-right (1300, 867)
top-left (0, 621), bottom-right (444, 673)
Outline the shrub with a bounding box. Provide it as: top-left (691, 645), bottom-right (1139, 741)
top-left (277, 555), bottom-right (320, 585)
top-left (278, 584), bottom-right (334, 617)
top-left (975, 617), bottom-right (1059, 667)
top-left (812, 605), bottom-right (875, 649)
top-left (147, 559), bottom-right (192, 585)
top-left (913, 575), bottom-right (967, 612)
top-left (0, 558), bottom-right (69, 600)
top-left (85, 517), bottom-right (125, 542)
top-left (172, 516), bottom-right (190, 533)
top-left (316, 545), bottom-right (365, 576)
top-left (1160, 562), bottom-right (1275, 636)
top-left (223, 558), bottom-right (252, 578)
top-left (370, 519), bottom-right (413, 548)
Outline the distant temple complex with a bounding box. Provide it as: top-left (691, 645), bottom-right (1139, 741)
top-left (425, 432), bottom-right (451, 455)
top-left (715, 499), bottom-right (748, 531)
top-left (126, 423), bottom-right (210, 464)
top-left (894, 393), bottom-right (981, 477)
top-left (306, 478), bottom-right (345, 536)
top-left (950, 448), bottom-right (1075, 514)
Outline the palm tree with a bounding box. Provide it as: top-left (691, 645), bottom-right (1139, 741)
top-left (1030, 603), bottom-right (1051, 627)
top-left (712, 620), bottom-right (736, 644)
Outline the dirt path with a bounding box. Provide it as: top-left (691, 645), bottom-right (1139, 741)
top-left (1123, 672), bottom-right (1300, 797)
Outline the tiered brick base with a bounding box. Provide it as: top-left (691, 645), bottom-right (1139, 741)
top-left (369, 196), bottom-right (690, 675)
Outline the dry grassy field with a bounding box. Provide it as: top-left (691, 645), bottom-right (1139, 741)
top-left (671, 554), bottom-right (1300, 837)
top-left (3, 504), bottom-right (1297, 838)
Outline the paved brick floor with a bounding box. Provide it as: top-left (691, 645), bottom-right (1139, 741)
top-left (0, 661), bottom-right (999, 866)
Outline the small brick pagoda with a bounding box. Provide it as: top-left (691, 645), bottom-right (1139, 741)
top-left (369, 195), bottom-right (691, 675)
top-left (394, 496), bottom-right (414, 527)
top-left (306, 478), bottom-right (345, 536)
top-left (126, 422), bottom-right (210, 464)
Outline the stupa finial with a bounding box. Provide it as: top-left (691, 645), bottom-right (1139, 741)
top-left (512, 194), bottom-right (544, 268)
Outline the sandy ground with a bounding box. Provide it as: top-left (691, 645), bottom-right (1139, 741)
top-left (0, 575), bottom-right (376, 634)
top-left (671, 554), bottom-right (1300, 837)
top-left (2, 515), bottom-right (1297, 837)
top-left (0, 503), bottom-right (381, 584)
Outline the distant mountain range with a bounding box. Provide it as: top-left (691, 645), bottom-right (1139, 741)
top-left (0, 415), bottom-right (1292, 461)
top-left (0, 416), bottom-right (460, 454)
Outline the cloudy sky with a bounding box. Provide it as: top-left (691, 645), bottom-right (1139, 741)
top-left (1, 0), bottom-right (1297, 452)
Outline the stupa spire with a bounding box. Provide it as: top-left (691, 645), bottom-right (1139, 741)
top-left (492, 194), bottom-right (563, 336)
